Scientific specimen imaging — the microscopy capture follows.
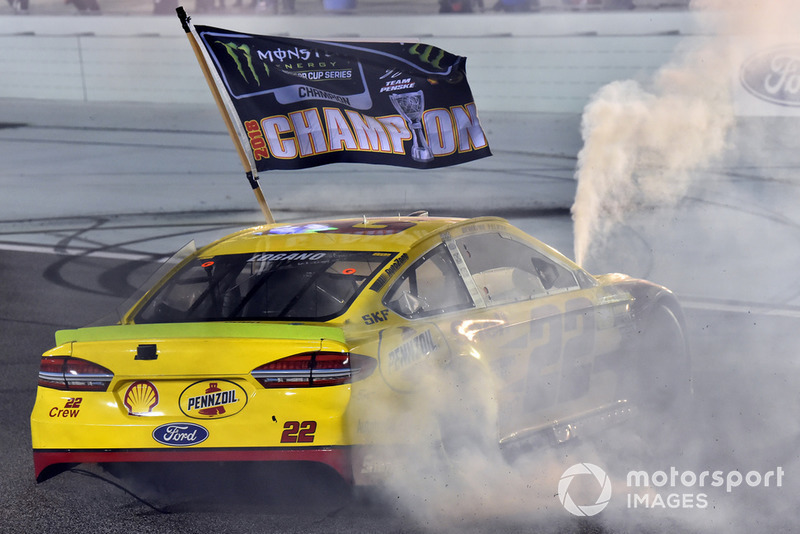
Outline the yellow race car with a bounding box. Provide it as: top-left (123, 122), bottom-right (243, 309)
top-left (31, 215), bottom-right (690, 485)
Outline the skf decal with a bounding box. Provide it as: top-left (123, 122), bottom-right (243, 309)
top-left (363, 309), bottom-right (390, 325)
top-left (388, 329), bottom-right (437, 371)
top-left (152, 422), bottom-right (209, 447)
top-left (49, 397), bottom-right (82, 418)
top-left (180, 380), bottom-right (248, 419)
top-left (123, 381), bottom-right (159, 416)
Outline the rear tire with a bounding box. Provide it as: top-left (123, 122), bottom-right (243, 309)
top-left (637, 305), bottom-right (692, 412)
top-left (629, 304), bottom-right (693, 456)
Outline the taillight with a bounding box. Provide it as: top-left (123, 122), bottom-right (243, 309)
top-left (251, 351), bottom-right (376, 388)
top-left (38, 356), bottom-right (114, 392)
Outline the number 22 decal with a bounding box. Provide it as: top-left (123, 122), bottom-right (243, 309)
top-left (524, 297), bottom-right (596, 409)
top-left (280, 420), bottom-right (317, 443)
top-left (65, 398), bottom-right (83, 409)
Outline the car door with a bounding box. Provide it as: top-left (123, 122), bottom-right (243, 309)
top-left (450, 230), bottom-right (631, 441)
top-left (379, 242), bottom-right (476, 392)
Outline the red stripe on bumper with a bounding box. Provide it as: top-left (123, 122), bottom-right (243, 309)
top-left (33, 447), bottom-right (353, 484)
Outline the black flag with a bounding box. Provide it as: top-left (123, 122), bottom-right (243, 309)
top-left (187, 23), bottom-right (491, 171)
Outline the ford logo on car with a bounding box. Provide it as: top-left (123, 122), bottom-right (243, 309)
top-left (740, 45), bottom-right (800, 107)
top-left (152, 422), bottom-right (209, 447)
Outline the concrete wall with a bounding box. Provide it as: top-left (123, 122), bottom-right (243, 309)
top-left (0, 11), bottom-right (701, 112)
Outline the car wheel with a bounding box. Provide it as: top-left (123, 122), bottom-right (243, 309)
top-left (636, 304), bottom-right (692, 412)
top-left (628, 304), bottom-right (693, 455)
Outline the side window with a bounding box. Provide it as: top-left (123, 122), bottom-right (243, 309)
top-left (384, 244), bottom-right (473, 318)
top-left (457, 233), bottom-right (579, 305)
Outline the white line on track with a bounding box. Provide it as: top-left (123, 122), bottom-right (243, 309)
top-left (679, 297), bottom-right (800, 319)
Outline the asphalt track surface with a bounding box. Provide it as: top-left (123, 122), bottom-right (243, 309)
top-left (2, 98), bottom-right (800, 531)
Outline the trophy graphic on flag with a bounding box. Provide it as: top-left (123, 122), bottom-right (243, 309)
top-left (389, 90), bottom-right (434, 163)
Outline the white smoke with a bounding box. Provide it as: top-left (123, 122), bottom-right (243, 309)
top-left (364, 0), bottom-right (800, 532)
top-left (356, 360), bottom-right (581, 532)
top-left (358, 2), bottom-right (800, 532)
top-left (564, 2), bottom-right (800, 533)
top-left (570, 0), bottom-right (800, 266)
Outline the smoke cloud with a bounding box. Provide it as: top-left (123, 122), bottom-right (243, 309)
top-left (363, 2), bottom-right (800, 533)
top-left (559, 1), bottom-right (800, 533)
top-left (356, 359), bottom-right (583, 532)
top-left (571, 0), bottom-right (798, 267)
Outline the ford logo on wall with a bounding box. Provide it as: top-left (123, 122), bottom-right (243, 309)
top-left (152, 422), bottom-right (209, 447)
top-left (740, 45), bottom-right (800, 107)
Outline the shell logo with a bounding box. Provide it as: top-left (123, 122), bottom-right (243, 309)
top-left (179, 379), bottom-right (248, 420)
top-left (123, 380), bottom-right (159, 416)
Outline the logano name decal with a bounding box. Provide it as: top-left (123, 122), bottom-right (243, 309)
top-left (248, 251), bottom-right (327, 263)
top-left (242, 103), bottom-right (487, 161)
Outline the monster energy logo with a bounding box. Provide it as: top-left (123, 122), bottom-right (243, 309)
top-left (408, 44), bottom-right (445, 70)
top-left (257, 47), bottom-right (317, 62)
top-left (215, 41), bottom-right (267, 86)
top-left (214, 42), bottom-right (344, 88)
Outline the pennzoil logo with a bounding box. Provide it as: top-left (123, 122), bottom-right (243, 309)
top-left (387, 329), bottom-right (437, 372)
top-left (123, 380), bottom-right (159, 416)
top-left (179, 380), bottom-right (248, 420)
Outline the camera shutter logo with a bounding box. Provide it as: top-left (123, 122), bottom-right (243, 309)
top-left (558, 463), bottom-right (613, 516)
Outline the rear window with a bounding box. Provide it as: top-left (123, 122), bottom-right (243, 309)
top-left (134, 250), bottom-right (394, 323)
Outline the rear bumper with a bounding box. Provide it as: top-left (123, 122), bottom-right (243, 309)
top-left (33, 446), bottom-right (353, 484)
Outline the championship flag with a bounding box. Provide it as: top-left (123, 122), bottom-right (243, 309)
top-left (177, 8), bottom-right (491, 220)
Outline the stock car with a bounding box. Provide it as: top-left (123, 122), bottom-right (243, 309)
top-left (31, 215), bottom-right (690, 485)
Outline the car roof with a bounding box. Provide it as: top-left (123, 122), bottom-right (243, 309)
top-left (198, 216), bottom-right (510, 256)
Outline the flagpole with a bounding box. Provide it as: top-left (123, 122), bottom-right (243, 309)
top-left (177, 6), bottom-right (275, 224)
